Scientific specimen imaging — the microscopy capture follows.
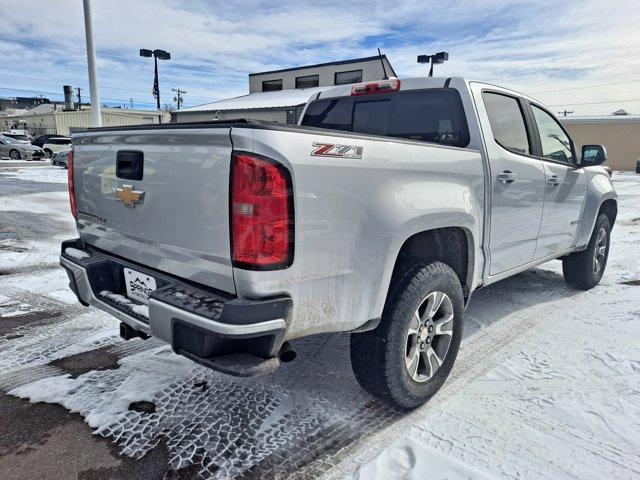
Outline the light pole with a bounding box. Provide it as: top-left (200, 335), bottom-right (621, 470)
top-left (140, 48), bottom-right (171, 120)
top-left (417, 52), bottom-right (449, 77)
top-left (83, 0), bottom-right (101, 127)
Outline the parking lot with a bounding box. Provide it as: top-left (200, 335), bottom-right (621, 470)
top-left (1, 162), bottom-right (639, 480)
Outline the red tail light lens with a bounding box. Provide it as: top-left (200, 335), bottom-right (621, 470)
top-left (67, 148), bottom-right (77, 219)
top-left (351, 78), bottom-right (401, 96)
top-left (231, 153), bottom-right (293, 269)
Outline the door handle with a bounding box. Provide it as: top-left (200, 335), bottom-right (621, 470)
top-left (497, 171), bottom-right (517, 184)
top-left (547, 175), bottom-right (560, 187)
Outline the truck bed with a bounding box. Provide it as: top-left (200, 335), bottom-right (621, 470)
top-left (71, 118), bottom-right (483, 339)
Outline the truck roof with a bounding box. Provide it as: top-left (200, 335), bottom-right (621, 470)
top-left (315, 76), bottom-right (539, 105)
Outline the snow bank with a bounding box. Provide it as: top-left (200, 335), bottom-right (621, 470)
top-left (354, 439), bottom-right (493, 480)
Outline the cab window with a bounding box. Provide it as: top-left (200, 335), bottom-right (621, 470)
top-left (531, 105), bottom-right (574, 163)
top-left (482, 92), bottom-right (530, 155)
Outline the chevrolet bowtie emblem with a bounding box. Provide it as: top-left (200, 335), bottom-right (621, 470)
top-left (114, 184), bottom-right (145, 208)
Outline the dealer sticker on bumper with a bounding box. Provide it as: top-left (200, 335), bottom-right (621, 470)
top-left (123, 268), bottom-right (157, 304)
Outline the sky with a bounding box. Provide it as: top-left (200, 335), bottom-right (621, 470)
top-left (1, 0), bottom-right (639, 115)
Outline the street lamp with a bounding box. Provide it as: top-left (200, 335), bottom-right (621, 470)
top-left (417, 52), bottom-right (449, 77)
top-left (140, 48), bottom-right (171, 119)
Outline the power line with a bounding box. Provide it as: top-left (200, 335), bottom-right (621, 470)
top-left (0, 73), bottom-right (221, 101)
top-left (531, 80), bottom-right (640, 94)
top-left (0, 85), bottom-right (159, 106)
top-left (548, 98), bottom-right (640, 107)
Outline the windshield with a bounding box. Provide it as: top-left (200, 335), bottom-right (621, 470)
top-left (0, 136), bottom-right (19, 144)
top-left (301, 88), bottom-right (470, 148)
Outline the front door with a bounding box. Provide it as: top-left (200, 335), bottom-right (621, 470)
top-left (478, 90), bottom-right (547, 276)
top-left (529, 104), bottom-right (587, 258)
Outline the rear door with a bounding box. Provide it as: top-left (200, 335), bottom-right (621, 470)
top-left (527, 103), bottom-right (587, 258)
top-left (474, 89), bottom-right (546, 275)
top-left (72, 126), bottom-right (236, 294)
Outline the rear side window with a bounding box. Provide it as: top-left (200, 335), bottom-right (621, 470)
top-left (301, 89), bottom-right (470, 148)
top-left (482, 92), bottom-right (530, 154)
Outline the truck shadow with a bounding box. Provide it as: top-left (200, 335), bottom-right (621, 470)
top-left (95, 265), bottom-right (585, 480)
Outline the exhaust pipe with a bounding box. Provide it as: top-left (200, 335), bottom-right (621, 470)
top-left (277, 342), bottom-right (297, 363)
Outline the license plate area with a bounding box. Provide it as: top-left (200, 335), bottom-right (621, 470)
top-left (123, 267), bottom-right (157, 304)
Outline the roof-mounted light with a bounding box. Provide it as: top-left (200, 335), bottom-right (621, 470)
top-left (351, 78), bottom-right (401, 96)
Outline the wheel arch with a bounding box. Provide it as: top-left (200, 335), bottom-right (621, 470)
top-left (574, 171), bottom-right (618, 251)
top-left (383, 226), bottom-right (475, 312)
top-left (598, 198), bottom-right (617, 228)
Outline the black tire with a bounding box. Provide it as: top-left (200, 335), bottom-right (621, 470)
top-left (9, 149), bottom-right (20, 160)
top-left (562, 213), bottom-right (611, 290)
top-left (44, 149), bottom-right (52, 158)
top-left (350, 261), bottom-right (464, 410)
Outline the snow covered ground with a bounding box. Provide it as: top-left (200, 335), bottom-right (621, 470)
top-left (0, 165), bottom-right (639, 479)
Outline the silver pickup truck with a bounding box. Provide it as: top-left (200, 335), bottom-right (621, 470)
top-left (60, 77), bottom-right (616, 409)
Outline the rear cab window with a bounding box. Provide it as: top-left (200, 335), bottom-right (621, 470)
top-left (482, 92), bottom-right (531, 155)
top-left (301, 88), bottom-right (470, 148)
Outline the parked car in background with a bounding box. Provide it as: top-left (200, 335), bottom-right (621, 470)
top-left (0, 135), bottom-right (46, 160)
top-left (50, 148), bottom-right (71, 167)
top-left (32, 134), bottom-right (61, 147)
top-left (42, 137), bottom-right (72, 157)
top-left (0, 132), bottom-right (32, 144)
top-left (61, 76), bottom-right (617, 410)
top-left (636, 157), bottom-right (640, 174)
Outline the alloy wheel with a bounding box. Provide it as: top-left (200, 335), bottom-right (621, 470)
top-left (405, 291), bottom-right (454, 383)
top-left (593, 227), bottom-right (607, 275)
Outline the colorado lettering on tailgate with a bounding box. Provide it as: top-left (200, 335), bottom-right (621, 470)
top-left (311, 142), bottom-right (363, 159)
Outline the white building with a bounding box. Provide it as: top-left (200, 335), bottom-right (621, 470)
top-left (176, 55), bottom-right (397, 124)
top-left (0, 105), bottom-right (170, 137)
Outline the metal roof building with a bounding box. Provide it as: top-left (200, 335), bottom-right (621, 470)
top-left (176, 55), bottom-right (396, 124)
top-left (0, 106), bottom-right (170, 137)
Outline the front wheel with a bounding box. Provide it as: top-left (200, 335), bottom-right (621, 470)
top-left (562, 213), bottom-right (611, 290)
top-left (350, 261), bottom-right (464, 410)
top-left (9, 149), bottom-right (21, 160)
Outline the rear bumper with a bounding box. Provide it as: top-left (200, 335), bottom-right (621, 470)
top-left (60, 239), bottom-right (291, 375)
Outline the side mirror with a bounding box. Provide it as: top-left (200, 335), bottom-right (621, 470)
top-left (581, 144), bottom-right (607, 166)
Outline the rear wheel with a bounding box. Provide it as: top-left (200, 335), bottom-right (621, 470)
top-left (9, 149), bottom-right (20, 160)
top-left (562, 213), bottom-right (611, 290)
top-left (350, 261), bottom-right (464, 410)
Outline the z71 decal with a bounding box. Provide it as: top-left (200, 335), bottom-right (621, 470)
top-left (311, 142), bottom-right (363, 159)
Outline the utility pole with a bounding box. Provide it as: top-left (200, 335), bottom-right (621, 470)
top-left (82, 0), bottom-right (101, 127)
top-left (76, 87), bottom-right (83, 110)
top-left (172, 88), bottom-right (186, 110)
top-left (130, 98), bottom-right (133, 109)
top-left (557, 110), bottom-right (574, 117)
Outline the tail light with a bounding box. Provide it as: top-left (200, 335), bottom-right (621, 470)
top-left (351, 78), bottom-right (401, 96)
top-left (231, 153), bottom-right (293, 269)
top-left (67, 148), bottom-right (77, 219)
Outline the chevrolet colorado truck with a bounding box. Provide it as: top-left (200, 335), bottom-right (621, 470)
top-left (60, 77), bottom-right (617, 409)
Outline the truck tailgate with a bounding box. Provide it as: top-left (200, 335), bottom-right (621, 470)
top-left (72, 127), bottom-right (235, 294)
